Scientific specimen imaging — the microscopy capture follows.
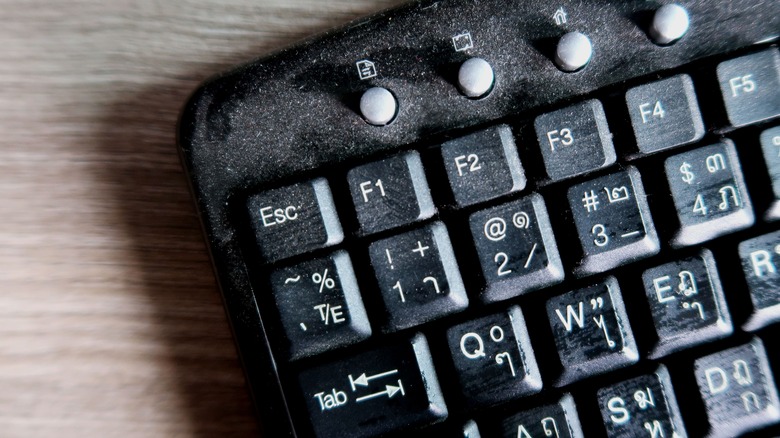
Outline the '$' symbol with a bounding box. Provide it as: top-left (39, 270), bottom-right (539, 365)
top-left (680, 162), bottom-right (695, 184)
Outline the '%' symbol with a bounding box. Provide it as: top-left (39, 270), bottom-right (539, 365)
top-left (312, 269), bottom-right (335, 293)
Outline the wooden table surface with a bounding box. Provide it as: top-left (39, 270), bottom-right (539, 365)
top-left (0, 1), bottom-right (402, 436)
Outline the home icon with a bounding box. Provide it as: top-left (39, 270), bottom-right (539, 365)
top-left (553, 7), bottom-right (567, 26)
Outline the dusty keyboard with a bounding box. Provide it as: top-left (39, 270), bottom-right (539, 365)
top-left (177, 0), bottom-right (780, 436)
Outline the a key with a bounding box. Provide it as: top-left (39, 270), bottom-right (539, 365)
top-left (546, 277), bottom-right (638, 386)
top-left (368, 222), bottom-right (468, 331)
top-left (625, 74), bottom-right (704, 154)
top-left (567, 166), bottom-right (659, 275)
top-left (441, 124), bottom-right (527, 207)
top-left (641, 250), bottom-right (732, 358)
top-left (269, 250), bottom-right (371, 360)
top-left (598, 366), bottom-right (687, 438)
top-left (739, 230), bottom-right (780, 331)
top-left (534, 99), bottom-right (617, 181)
top-left (717, 48), bottom-right (780, 127)
top-left (759, 126), bottom-right (780, 220)
top-left (495, 394), bottom-right (585, 438)
top-left (298, 333), bottom-right (447, 437)
top-left (664, 141), bottom-right (754, 247)
top-left (446, 306), bottom-right (542, 408)
top-left (468, 194), bottom-right (563, 303)
top-left (247, 178), bottom-right (343, 263)
top-left (346, 150), bottom-right (435, 235)
top-left (694, 338), bottom-right (780, 438)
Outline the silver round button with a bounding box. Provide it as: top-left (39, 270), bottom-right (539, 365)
top-left (650, 4), bottom-right (690, 45)
top-left (359, 87), bottom-right (397, 126)
top-left (458, 57), bottom-right (494, 98)
top-left (555, 31), bottom-right (593, 72)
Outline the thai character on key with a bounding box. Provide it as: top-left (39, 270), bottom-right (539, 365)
top-left (718, 185), bottom-right (739, 210)
top-left (706, 153), bottom-right (726, 173)
top-left (741, 391), bottom-right (761, 413)
top-left (677, 270), bottom-right (697, 297)
top-left (733, 359), bottom-right (753, 386)
top-left (541, 417), bottom-right (560, 438)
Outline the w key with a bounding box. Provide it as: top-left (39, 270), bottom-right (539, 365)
top-left (546, 277), bottom-right (638, 386)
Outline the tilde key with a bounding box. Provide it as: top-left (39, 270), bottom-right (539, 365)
top-left (567, 166), bottom-right (659, 275)
top-left (641, 250), bottom-right (732, 358)
top-left (247, 178), bottom-right (343, 263)
top-left (468, 194), bottom-right (563, 303)
top-left (269, 251), bottom-right (371, 360)
top-left (546, 277), bottom-right (638, 386)
top-left (298, 334), bottom-right (447, 437)
top-left (368, 222), bottom-right (468, 331)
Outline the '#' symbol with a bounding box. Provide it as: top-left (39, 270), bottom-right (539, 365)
top-left (582, 190), bottom-right (600, 212)
top-left (356, 60), bottom-right (377, 80)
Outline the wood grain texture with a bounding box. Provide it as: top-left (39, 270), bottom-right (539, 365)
top-left (0, 1), bottom-right (403, 436)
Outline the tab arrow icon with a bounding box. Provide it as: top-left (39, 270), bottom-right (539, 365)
top-left (348, 369), bottom-right (398, 391)
top-left (355, 380), bottom-right (406, 403)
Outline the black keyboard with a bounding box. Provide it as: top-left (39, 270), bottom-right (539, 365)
top-left (177, 1), bottom-right (780, 436)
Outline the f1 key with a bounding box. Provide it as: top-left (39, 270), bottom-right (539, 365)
top-left (298, 333), bottom-right (447, 438)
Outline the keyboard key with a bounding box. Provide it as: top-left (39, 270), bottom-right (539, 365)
top-left (496, 394), bottom-right (585, 438)
top-left (534, 99), bottom-right (616, 180)
top-left (269, 251), bottom-right (371, 360)
top-left (546, 277), bottom-right (638, 386)
top-left (441, 124), bottom-right (527, 207)
top-left (598, 366), bottom-right (687, 438)
top-left (641, 250), bottom-right (732, 358)
top-left (368, 222), bottom-right (468, 331)
top-left (567, 167), bottom-right (659, 275)
top-left (664, 141), bottom-right (754, 247)
top-left (739, 230), bottom-right (780, 331)
top-left (463, 420), bottom-right (481, 437)
top-left (347, 151), bottom-right (435, 235)
top-left (247, 178), bottom-right (343, 263)
top-left (298, 333), bottom-right (447, 437)
top-left (468, 194), bottom-right (563, 303)
top-left (759, 126), bottom-right (780, 220)
top-left (694, 338), bottom-right (780, 438)
top-left (446, 306), bottom-right (542, 408)
top-left (717, 48), bottom-right (780, 127)
top-left (625, 74), bottom-right (704, 154)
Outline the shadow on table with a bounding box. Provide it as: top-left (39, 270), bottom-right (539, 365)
top-left (92, 3), bottom-right (403, 435)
